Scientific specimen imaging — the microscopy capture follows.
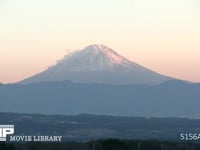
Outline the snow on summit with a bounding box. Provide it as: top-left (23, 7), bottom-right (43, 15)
top-left (57, 44), bottom-right (131, 71)
top-left (83, 44), bottom-right (128, 65)
top-left (20, 44), bottom-right (173, 85)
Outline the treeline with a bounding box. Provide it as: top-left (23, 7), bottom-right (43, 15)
top-left (0, 139), bottom-right (199, 150)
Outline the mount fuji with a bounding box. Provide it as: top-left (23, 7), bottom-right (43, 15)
top-left (20, 44), bottom-right (173, 85)
top-left (1, 44), bottom-right (200, 117)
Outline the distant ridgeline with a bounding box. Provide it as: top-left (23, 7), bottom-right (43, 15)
top-left (0, 80), bottom-right (200, 117)
top-left (1, 112), bottom-right (200, 141)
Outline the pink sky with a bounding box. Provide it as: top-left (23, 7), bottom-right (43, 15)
top-left (0, 0), bottom-right (200, 83)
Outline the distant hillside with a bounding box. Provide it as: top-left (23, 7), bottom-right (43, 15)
top-left (1, 112), bottom-right (200, 141)
top-left (0, 80), bottom-right (200, 117)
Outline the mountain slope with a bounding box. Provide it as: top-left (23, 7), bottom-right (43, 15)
top-left (20, 44), bottom-right (173, 85)
top-left (1, 81), bottom-right (200, 117)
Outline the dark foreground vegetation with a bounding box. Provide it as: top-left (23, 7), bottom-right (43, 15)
top-left (2, 112), bottom-right (200, 140)
top-left (0, 139), bottom-right (200, 150)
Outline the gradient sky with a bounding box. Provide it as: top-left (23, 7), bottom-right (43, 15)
top-left (0, 0), bottom-right (200, 83)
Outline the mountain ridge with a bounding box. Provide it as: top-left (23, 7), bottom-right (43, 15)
top-left (1, 80), bottom-right (200, 118)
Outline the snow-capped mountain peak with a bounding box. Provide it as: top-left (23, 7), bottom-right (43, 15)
top-left (84, 44), bottom-right (130, 65)
top-left (20, 44), bottom-right (173, 85)
top-left (56, 44), bottom-right (131, 71)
